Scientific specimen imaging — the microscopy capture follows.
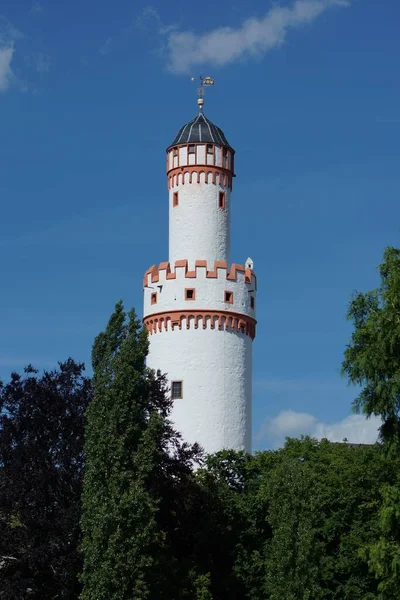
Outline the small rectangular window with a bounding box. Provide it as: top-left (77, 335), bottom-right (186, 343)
top-left (225, 291), bottom-right (233, 304)
top-left (171, 381), bottom-right (183, 400)
top-left (250, 296), bottom-right (255, 309)
top-left (185, 288), bottom-right (195, 300)
top-left (223, 147), bottom-right (228, 157)
top-left (151, 292), bottom-right (157, 305)
top-left (173, 191), bottom-right (179, 207)
top-left (173, 147), bottom-right (178, 157)
top-left (188, 144), bottom-right (195, 154)
top-left (207, 144), bottom-right (213, 154)
top-left (219, 191), bottom-right (226, 209)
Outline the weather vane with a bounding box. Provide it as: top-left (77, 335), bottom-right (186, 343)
top-left (190, 75), bottom-right (215, 112)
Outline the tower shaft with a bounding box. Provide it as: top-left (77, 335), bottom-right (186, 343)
top-left (143, 111), bottom-right (256, 455)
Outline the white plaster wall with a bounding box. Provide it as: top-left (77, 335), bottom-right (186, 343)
top-left (146, 326), bottom-right (252, 454)
top-left (179, 146), bottom-right (187, 165)
top-left (214, 146), bottom-right (221, 166)
top-left (144, 267), bottom-right (256, 319)
top-left (197, 145), bottom-right (206, 164)
top-left (169, 179), bottom-right (230, 268)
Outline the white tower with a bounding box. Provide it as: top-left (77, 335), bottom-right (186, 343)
top-left (143, 86), bottom-right (257, 454)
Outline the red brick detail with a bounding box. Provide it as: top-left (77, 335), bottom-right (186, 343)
top-left (175, 259), bottom-right (187, 268)
top-left (143, 264), bottom-right (159, 287)
top-left (143, 260), bottom-right (257, 288)
top-left (143, 309), bottom-right (256, 340)
top-left (167, 165), bottom-right (233, 190)
top-left (206, 260), bottom-right (228, 279)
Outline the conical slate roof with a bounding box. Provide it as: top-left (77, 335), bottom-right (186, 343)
top-left (169, 113), bottom-right (231, 148)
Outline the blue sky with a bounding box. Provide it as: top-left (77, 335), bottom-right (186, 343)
top-left (1, 0), bottom-right (399, 449)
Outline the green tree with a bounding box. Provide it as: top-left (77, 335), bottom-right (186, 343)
top-left (80, 302), bottom-right (202, 600)
top-left (201, 449), bottom-right (272, 599)
top-left (203, 439), bottom-right (389, 599)
top-left (342, 246), bottom-right (400, 447)
top-left (263, 454), bottom-right (324, 600)
top-left (0, 359), bottom-right (91, 600)
top-left (282, 438), bottom-right (388, 600)
top-left (342, 246), bottom-right (400, 598)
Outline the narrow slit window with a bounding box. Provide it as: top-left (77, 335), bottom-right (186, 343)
top-left (151, 292), bottom-right (157, 305)
top-left (219, 191), bottom-right (226, 209)
top-left (225, 291), bottom-right (233, 304)
top-left (173, 191), bottom-right (179, 207)
top-left (185, 288), bottom-right (196, 300)
top-left (171, 381), bottom-right (183, 400)
top-left (188, 144), bottom-right (195, 154)
top-left (207, 144), bottom-right (213, 154)
top-left (173, 147), bottom-right (178, 157)
top-left (250, 296), bottom-right (255, 309)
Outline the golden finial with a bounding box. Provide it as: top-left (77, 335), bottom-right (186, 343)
top-left (190, 76), bottom-right (215, 112)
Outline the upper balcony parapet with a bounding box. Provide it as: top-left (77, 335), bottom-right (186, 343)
top-left (143, 259), bottom-right (257, 290)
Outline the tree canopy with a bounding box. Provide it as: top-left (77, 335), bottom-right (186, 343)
top-left (200, 438), bottom-right (390, 599)
top-left (0, 359), bottom-right (91, 599)
top-left (342, 246), bottom-right (400, 447)
top-left (80, 301), bottom-right (205, 600)
top-left (342, 245), bottom-right (400, 598)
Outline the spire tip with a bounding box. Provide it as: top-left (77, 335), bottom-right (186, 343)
top-left (191, 76), bottom-right (215, 112)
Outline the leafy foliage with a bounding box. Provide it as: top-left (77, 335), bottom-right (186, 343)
top-left (201, 438), bottom-right (390, 599)
top-left (342, 246), bottom-right (400, 598)
top-left (0, 359), bottom-right (91, 599)
top-left (342, 247), bottom-right (400, 446)
top-left (80, 301), bottom-right (204, 600)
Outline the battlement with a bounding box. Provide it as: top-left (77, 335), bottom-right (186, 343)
top-left (143, 259), bottom-right (257, 289)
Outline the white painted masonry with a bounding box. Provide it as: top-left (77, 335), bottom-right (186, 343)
top-left (143, 263), bottom-right (256, 319)
top-left (146, 327), bottom-right (252, 454)
top-left (169, 177), bottom-right (230, 268)
top-left (143, 112), bottom-right (256, 455)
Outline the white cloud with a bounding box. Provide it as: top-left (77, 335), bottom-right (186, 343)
top-left (0, 16), bottom-right (24, 92)
top-left (0, 16), bottom-right (23, 43)
top-left (164, 0), bottom-right (349, 73)
top-left (258, 409), bottom-right (381, 448)
top-left (0, 46), bottom-right (14, 91)
top-left (313, 414), bottom-right (381, 444)
top-left (264, 410), bottom-right (318, 437)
